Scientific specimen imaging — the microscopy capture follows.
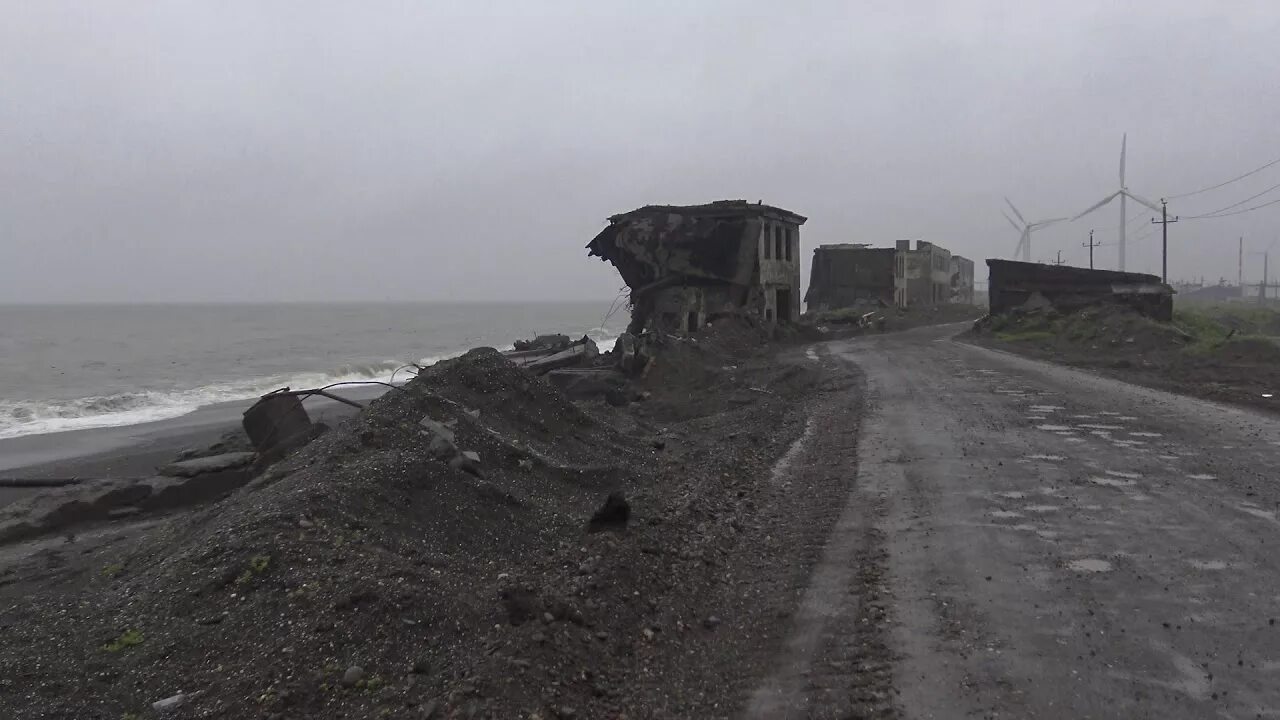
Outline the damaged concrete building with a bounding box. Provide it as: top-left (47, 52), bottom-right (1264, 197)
top-left (804, 244), bottom-right (897, 310)
top-left (986, 259), bottom-right (1175, 321)
top-left (806, 240), bottom-right (976, 311)
top-left (587, 201), bottom-right (806, 333)
top-left (950, 255), bottom-right (975, 305)
top-left (894, 240), bottom-right (953, 308)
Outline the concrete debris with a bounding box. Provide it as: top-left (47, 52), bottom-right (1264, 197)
top-left (587, 200), bottom-right (806, 334)
top-left (505, 337), bottom-right (599, 376)
top-left (242, 391), bottom-right (312, 454)
top-left (587, 491), bottom-right (630, 533)
top-left (151, 692), bottom-right (194, 713)
top-left (514, 334), bottom-right (572, 352)
top-left (987, 259), bottom-right (1174, 320)
top-left (157, 451), bottom-right (256, 478)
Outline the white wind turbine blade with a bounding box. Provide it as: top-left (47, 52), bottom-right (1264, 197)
top-left (1072, 191), bottom-right (1121, 221)
top-left (1030, 216), bottom-right (1069, 229)
top-left (1013, 230), bottom-right (1028, 258)
top-left (1005, 197), bottom-right (1027, 225)
top-left (1119, 132), bottom-right (1127, 186)
top-left (1122, 190), bottom-right (1161, 213)
top-left (1002, 211), bottom-right (1022, 233)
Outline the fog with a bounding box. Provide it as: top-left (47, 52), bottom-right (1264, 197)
top-left (3, 1), bottom-right (1279, 303)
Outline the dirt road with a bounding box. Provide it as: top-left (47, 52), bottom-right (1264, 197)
top-left (751, 322), bottom-right (1280, 719)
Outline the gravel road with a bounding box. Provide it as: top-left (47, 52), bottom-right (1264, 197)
top-left (751, 322), bottom-right (1280, 719)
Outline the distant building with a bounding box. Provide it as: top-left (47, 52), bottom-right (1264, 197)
top-left (805, 240), bottom-right (974, 311)
top-left (950, 255), bottom-right (975, 305)
top-left (805, 244), bottom-right (896, 310)
top-left (894, 240), bottom-right (953, 308)
top-left (587, 200), bottom-right (806, 334)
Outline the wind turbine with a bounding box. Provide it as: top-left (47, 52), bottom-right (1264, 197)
top-left (1071, 133), bottom-right (1161, 271)
top-left (1002, 197), bottom-right (1067, 262)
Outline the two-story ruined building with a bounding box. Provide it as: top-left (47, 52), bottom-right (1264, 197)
top-left (587, 201), bottom-right (806, 334)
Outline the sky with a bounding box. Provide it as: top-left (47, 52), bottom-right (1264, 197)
top-left (2, 0), bottom-right (1279, 303)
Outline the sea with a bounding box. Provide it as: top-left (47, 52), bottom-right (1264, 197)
top-left (0, 302), bottom-right (629, 439)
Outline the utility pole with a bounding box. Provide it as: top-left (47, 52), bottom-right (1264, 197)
top-left (1264, 251), bottom-right (1270, 306)
top-left (1053, 250), bottom-right (1066, 266)
top-left (1082, 229), bottom-right (1100, 269)
top-left (1239, 237), bottom-right (1244, 291)
top-left (1152, 198), bottom-right (1179, 283)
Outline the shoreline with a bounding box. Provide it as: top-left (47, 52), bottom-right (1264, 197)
top-left (0, 387), bottom-right (386, 479)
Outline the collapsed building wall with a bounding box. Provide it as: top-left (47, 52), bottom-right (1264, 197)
top-left (805, 244), bottom-right (896, 310)
top-left (950, 255), bottom-right (975, 304)
top-left (895, 240), bottom-right (952, 308)
top-left (587, 201), bottom-right (806, 334)
top-left (987, 259), bottom-right (1174, 321)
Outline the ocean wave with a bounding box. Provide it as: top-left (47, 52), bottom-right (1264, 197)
top-left (0, 360), bottom-right (406, 440)
top-left (0, 327), bottom-right (627, 440)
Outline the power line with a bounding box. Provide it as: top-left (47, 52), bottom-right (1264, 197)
top-left (1167, 153), bottom-right (1280, 199)
top-left (1182, 180), bottom-right (1280, 218)
top-left (1184, 195), bottom-right (1280, 220)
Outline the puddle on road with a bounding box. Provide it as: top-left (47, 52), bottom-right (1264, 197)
top-left (1025, 454), bottom-right (1065, 461)
top-left (1068, 558), bottom-right (1113, 573)
top-left (995, 491), bottom-right (1027, 499)
top-left (1187, 474), bottom-right (1217, 481)
top-left (1024, 505), bottom-right (1061, 513)
top-left (1115, 416), bottom-right (1138, 421)
top-left (1078, 424), bottom-right (1124, 431)
top-left (990, 510), bottom-right (1023, 519)
top-left (1070, 414), bottom-right (1097, 419)
top-left (1026, 415), bottom-right (1047, 421)
top-left (1065, 437), bottom-right (1086, 443)
top-left (1037, 424), bottom-right (1073, 432)
top-left (1158, 454), bottom-right (1179, 460)
top-left (1097, 411), bottom-right (1122, 416)
top-left (1090, 476), bottom-right (1136, 488)
top-left (1105, 470), bottom-right (1143, 479)
top-left (1187, 559), bottom-right (1229, 570)
top-left (1130, 431), bottom-right (1163, 438)
top-left (1029, 405), bottom-right (1065, 413)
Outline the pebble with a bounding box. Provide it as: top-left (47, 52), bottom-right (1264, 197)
top-left (341, 665), bottom-right (365, 687)
top-left (542, 612), bottom-right (555, 623)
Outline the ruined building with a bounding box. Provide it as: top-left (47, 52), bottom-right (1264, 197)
top-left (986, 259), bottom-right (1174, 321)
top-left (894, 240), bottom-right (955, 308)
top-left (806, 240), bottom-right (975, 311)
top-left (950, 255), bottom-right (975, 305)
top-left (804, 244), bottom-right (896, 310)
top-left (587, 201), bottom-right (806, 334)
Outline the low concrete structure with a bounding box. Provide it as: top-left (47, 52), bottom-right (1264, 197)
top-left (805, 244), bottom-right (896, 309)
top-left (587, 200), bottom-right (806, 333)
top-left (986, 259), bottom-right (1174, 320)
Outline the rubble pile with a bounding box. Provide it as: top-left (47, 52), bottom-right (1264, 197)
top-left (0, 336), bottom-right (832, 718)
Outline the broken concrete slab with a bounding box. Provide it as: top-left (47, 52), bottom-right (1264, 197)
top-left (243, 391), bottom-right (312, 454)
top-left (546, 368), bottom-right (627, 401)
top-left (158, 452), bottom-right (256, 478)
top-left (506, 338), bottom-right (599, 375)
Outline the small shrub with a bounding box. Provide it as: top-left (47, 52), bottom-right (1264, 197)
top-left (102, 629), bottom-right (144, 652)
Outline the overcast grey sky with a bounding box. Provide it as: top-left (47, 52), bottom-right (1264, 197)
top-left (3, 1), bottom-right (1279, 303)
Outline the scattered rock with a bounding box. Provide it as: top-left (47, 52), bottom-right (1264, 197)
top-left (587, 492), bottom-right (630, 533)
top-left (703, 615), bottom-right (722, 630)
top-left (501, 587), bottom-right (539, 626)
top-left (341, 665), bottom-right (365, 688)
top-left (152, 692), bottom-right (192, 712)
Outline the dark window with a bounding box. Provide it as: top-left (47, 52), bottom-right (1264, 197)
top-left (687, 312), bottom-right (698, 332)
top-left (774, 226), bottom-right (783, 260)
top-left (763, 225), bottom-right (771, 259)
top-left (784, 228), bottom-right (792, 261)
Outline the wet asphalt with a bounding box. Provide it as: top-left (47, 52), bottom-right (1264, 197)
top-left (794, 323), bottom-right (1280, 719)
